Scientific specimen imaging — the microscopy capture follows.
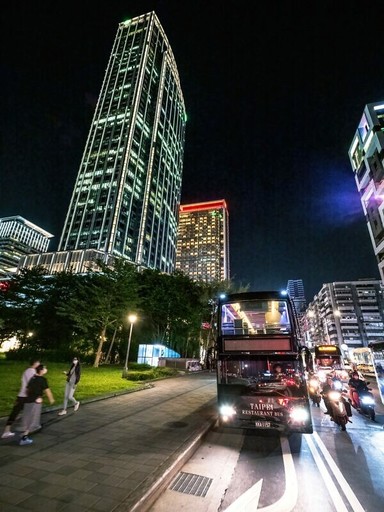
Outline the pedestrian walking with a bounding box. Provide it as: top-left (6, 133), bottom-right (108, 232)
top-left (1, 358), bottom-right (40, 439)
top-left (58, 357), bottom-right (81, 416)
top-left (19, 364), bottom-right (55, 446)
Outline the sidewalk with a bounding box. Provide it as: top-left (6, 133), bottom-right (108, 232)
top-left (0, 372), bottom-right (218, 512)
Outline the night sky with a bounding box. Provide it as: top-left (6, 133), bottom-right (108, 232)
top-left (1, 1), bottom-right (384, 300)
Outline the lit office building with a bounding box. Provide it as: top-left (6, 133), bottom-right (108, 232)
top-left (286, 279), bottom-right (306, 314)
top-left (348, 101), bottom-right (384, 282)
top-left (175, 200), bottom-right (230, 283)
top-left (21, 12), bottom-right (186, 275)
top-left (303, 280), bottom-right (384, 357)
top-left (0, 216), bottom-right (53, 276)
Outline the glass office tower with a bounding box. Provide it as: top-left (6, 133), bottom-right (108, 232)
top-left (59, 12), bottom-right (186, 273)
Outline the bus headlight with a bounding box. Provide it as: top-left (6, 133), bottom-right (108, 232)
top-left (290, 408), bottom-right (309, 423)
top-left (220, 404), bottom-right (236, 421)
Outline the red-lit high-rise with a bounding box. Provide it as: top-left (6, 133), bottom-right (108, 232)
top-left (175, 200), bottom-right (230, 283)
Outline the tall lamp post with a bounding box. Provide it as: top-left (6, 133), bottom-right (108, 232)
top-left (122, 314), bottom-right (137, 378)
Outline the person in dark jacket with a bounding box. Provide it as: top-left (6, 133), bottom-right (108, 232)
top-left (20, 364), bottom-right (55, 446)
top-left (58, 357), bottom-right (81, 416)
top-left (1, 358), bottom-right (40, 439)
top-left (321, 375), bottom-right (336, 415)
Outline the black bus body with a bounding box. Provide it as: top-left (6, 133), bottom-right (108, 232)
top-left (216, 291), bottom-right (313, 434)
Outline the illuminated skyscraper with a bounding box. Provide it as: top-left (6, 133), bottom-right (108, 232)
top-left (0, 216), bottom-right (53, 276)
top-left (348, 101), bottom-right (384, 281)
top-left (22, 12), bottom-right (186, 275)
top-left (175, 200), bottom-right (230, 283)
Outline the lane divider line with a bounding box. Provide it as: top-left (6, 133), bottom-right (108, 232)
top-left (312, 432), bottom-right (366, 512)
top-left (305, 434), bottom-right (348, 512)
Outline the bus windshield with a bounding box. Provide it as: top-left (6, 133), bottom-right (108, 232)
top-left (220, 298), bottom-right (291, 336)
top-left (216, 292), bottom-right (313, 434)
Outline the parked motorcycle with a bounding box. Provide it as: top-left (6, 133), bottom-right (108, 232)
top-left (307, 376), bottom-right (322, 407)
top-left (350, 382), bottom-right (376, 421)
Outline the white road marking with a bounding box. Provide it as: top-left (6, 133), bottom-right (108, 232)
top-left (305, 434), bottom-right (348, 512)
top-left (223, 479), bottom-right (263, 512)
top-left (257, 436), bottom-right (298, 512)
top-left (223, 436), bottom-right (298, 512)
top-left (312, 432), bottom-right (366, 512)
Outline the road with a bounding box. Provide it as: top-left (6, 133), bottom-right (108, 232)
top-left (1, 371), bottom-right (382, 512)
top-left (150, 378), bottom-right (384, 512)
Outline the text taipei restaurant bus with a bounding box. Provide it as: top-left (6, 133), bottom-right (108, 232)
top-left (215, 291), bottom-right (313, 434)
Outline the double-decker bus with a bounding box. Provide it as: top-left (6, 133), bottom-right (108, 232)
top-left (215, 291), bottom-right (313, 434)
top-left (313, 344), bottom-right (348, 382)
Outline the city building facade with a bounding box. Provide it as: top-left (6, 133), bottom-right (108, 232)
top-left (348, 101), bottom-right (384, 282)
top-left (0, 216), bottom-right (53, 276)
top-left (303, 279), bottom-right (384, 361)
top-left (20, 12), bottom-right (186, 275)
top-left (175, 200), bottom-right (230, 283)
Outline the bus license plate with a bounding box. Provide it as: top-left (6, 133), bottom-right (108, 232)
top-left (255, 421), bottom-right (271, 428)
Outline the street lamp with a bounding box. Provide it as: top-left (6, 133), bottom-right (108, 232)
top-left (122, 314), bottom-right (137, 378)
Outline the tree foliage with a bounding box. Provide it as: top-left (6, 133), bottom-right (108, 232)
top-left (57, 259), bottom-right (139, 367)
top-left (0, 266), bottom-right (48, 347)
top-left (1, 259), bottom-right (240, 367)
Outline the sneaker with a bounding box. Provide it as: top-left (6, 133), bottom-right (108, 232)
top-left (19, 437), bottom-right (33, 446)
top-left (58, 410), bottom-right (67, 416)
top-left (1, 431), bottom-right (15, 439)
top-left (74, 401), bottom-right (80, 412)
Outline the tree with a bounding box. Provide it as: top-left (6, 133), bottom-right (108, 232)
top-left (37, 270), bottom-right (83, 352)
top-left (0, 266), bottom-right (48, 348)
top-left (57, 259), bottom-right (139, 367)
top-left (138, 269), bottom-right (206, 357)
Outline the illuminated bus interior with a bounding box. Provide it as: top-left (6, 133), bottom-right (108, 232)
top-left (220, 299), bottom-right (291, 336)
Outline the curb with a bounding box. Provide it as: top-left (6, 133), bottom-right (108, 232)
top-left (117, 415), bottom-right (218, 512)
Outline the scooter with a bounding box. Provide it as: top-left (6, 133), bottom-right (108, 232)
top-left (350, 382), bottom-right (376, 421)
top-left (327, 388), bottom-right (352, 431)
top-left (307, 376), bottom-right (322, 407)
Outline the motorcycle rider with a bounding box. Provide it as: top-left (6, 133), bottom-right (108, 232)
top-left (321, 373), bottom-right (350, 430)
top-left (307, 372), bottom-right (321, 406)
top-left (348, 371), bottom-right (369, 408)
top-left (321, 374), bottom-right (335, 415)
top-left (349, 363), bottom-right (364, 380)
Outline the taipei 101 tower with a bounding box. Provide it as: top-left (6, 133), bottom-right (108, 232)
top-left (21, 12), bottom-right (187, 274)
